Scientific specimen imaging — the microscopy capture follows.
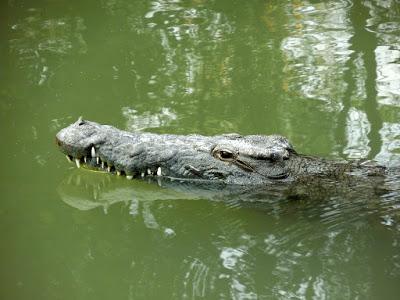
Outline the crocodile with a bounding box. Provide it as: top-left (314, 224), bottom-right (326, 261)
top-left (55, 118), bottom-right (395, 191)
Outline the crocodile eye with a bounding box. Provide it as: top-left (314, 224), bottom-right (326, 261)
top-left (213, 148), bottom-right (236, 161)
top-left (220, 150), bottom-right (233, 160)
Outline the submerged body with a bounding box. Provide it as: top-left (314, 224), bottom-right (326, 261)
top-left (56, 118), bottom-right (389, 189)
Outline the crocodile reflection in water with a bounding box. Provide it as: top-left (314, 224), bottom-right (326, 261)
top-left (56, 168), bottom-right (400, 300)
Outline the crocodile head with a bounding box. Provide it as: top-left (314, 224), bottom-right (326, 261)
top-left (56, 118), bottom-right (297, 185)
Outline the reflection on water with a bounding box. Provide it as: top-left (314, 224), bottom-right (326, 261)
top-left (122, 106), bottom-right (177, 131)
top-left (343, 107), bottom-right (371, 158)
top-left (144, 0), bottom-right (235, 98)
top-left (376, 122), bottom-right (400, 165)
top-left (281, 0), bottom-right (353, 108)
top-left (9, 8), bottom-right (87, 85)
top-left (365, 0), bottom-right (400, 106)
top-left (376, 44), bottom-right (400, 106)
top-left (55, 169), bottom-right (400, 299)
top-left (281, 0), bottom-right (400, 164)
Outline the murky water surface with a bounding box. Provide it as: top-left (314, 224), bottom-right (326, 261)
top-left (1, 0), bottom-right (400, 299)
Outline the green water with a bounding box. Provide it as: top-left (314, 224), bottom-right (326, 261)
top-left (1, 0), bottom-right (400, 299)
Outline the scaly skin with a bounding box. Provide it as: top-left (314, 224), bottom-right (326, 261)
top-left (55, 118), bottom-right (387, 186)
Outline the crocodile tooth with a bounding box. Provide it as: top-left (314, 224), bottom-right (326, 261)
top-left (84, 156), bottom-right (87, 163)
top-left (91, 146), bottom-right (96, 157)
top-left (117, 171), bottom-right (121, 176)
top-left (126, 175), bottom-right (133, 180)
top-left (75, 159), bottom-right (80, 168)
top-left (66, 155), bottom-right (72, 162)
top-left (147, 168), bottom-right (152, 175)
top-left (96, 157), bottom-right (100, 164)
top-left (157, 167), bottom-right (162, 176)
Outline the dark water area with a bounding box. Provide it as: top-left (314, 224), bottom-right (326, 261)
top-left (1, 0), bottom-right (400, 299)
